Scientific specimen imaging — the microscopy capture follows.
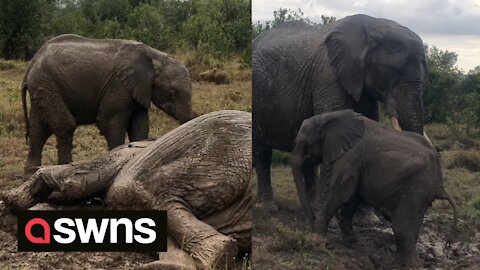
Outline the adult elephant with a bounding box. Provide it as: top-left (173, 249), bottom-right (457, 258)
top-left (253, 14), bottom-right (428, 208)
top-left (22, 34), bottom-right (193, 176)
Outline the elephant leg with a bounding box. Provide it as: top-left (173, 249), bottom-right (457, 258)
top-left (97, 91), bottom-right (134, 150)
top-left (391, 193), bottom-right (427, 268)
top-left (98, 115), bottom-right (130, 150)
top-left (127, 105), bottom-right (149, 142)
top-left (29, 87), bottom-right (76, 166)
top-left (338, 194), bottom-right (360, 243)
top-left (166, 201), bottom-right (238, 270)
top-left (314, 173), bottom-right (358, 235)
top-left (25, 107), bottom-right (52, 177)
top-left (56, 127), bottom-right (75, 165)
top-left (255, 146), bottom-right (277, 210)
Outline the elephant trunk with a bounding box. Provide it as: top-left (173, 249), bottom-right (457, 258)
top-left (389, 82), bottom-right (433, 144)
top-left (390, 82), bottom-right (424, 135)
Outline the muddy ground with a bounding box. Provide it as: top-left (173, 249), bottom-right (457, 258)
top-left (252, 166), bottom-right (480, 269)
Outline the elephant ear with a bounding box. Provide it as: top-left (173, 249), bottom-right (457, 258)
top-left (325, 16), bottom-right (371, 102)
top-left (114, 43), bottom-right (154, 108)
top-left (320, 111), bottom-right (365, 165)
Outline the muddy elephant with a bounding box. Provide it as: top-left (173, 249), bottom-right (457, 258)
top-left (253, 14), bottom-right (428, 208)
top-left (22, 34), bottom-right (194, 176)
top-left (291, 110), bottom-right (457, 268)
top-left (2, 110), bottom-right (251, 269)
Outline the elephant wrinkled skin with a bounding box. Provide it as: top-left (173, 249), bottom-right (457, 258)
top-left (22, 34), bottom-right (193, 176)
top-left (253, 14), bottom-right (427, 207)
top-left (291, 110), bottom-right (457, 268)
top-left (2, 110), bottom-right (252, 270)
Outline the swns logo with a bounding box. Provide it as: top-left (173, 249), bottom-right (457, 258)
top-left (18, 210), bottom-right (167, 252)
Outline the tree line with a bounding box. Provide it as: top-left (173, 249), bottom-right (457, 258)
top-left (0, 0), bottom-right (251, 62)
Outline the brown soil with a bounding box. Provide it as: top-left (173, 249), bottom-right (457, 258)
top-left (253, 205), bottom-right (480, 270)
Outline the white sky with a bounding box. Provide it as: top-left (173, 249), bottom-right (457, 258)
top-left (252, 0), bottom-right (480, 72)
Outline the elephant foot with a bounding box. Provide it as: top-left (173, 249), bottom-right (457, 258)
top-left (190, 234), bottom-right (238, 269)
top-left (341, 233), bottom-right (357, 245)
top-left (392, 257), bottom-right (420, 270)
top-left (1, 187), bottom-right (35, 212)
top-left (254, 199), bottom-right (278, 212)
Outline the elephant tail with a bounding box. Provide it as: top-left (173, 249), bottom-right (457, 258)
top-left (435, 189), bottom-right (458, 242)
top-left (21, 79), bottom-right (29, 144)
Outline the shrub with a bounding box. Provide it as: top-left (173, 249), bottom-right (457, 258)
top-left (447, 150), bottom-right (480, 171)
top-left (199, 69), bottom-right (229, 85)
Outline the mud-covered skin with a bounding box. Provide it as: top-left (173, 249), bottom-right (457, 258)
top-left (2, 110), bottom-right (252, 270)
top-left (291, 110), bottom-right (457, 268)
top-left (22, 34), bottom-right (193, 176)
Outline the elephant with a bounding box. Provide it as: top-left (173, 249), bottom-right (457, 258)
top-left (291, 110), bottom-right (457, 268)
top-left (252, 14), bottom-right (428, 208)
top-left (1, 110), bottom-right (252, 270)
top-left (21, 34), bottom-right (194, 176)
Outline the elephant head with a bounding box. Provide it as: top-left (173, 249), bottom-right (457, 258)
top-left (326, 14), bottom-right (426, 134)
top-left (291, 110), bottom-right (365, 223)
top-left (114, 43), bottom-right (193, 123)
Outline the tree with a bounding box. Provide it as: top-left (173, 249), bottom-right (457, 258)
top-left (0, 0), bottom-right (55, 59)
top-left (321, 15), bottom-right (336, 25)
top-left (422, 44), bottom-right (462, 123)
top-left (252, 8), bottom-right (315, 39)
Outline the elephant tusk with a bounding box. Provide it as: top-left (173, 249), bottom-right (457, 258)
top-left (423, 131), bottom-right (433, 146)
top-left (391, 116), bottom-right (402, 131)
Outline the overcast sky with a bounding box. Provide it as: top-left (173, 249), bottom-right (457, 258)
top-left (252, 0), bottom-right (480, 72)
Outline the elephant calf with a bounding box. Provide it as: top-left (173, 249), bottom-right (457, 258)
top-left (22, 34), bottom-right (194, 176)
top-left (291, 110), bottom-right (457, 268)
top-left (2, 110), bottom-right (252, 270)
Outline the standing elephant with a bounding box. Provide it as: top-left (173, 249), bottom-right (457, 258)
top-left (253, 14), bottom-right (428, 208)
top-left (22, 34), bottom-right (193, 176)
top-left (2, 110), bottom-right (252, 270)
top-left (291, 110), bottom-right (457, 268)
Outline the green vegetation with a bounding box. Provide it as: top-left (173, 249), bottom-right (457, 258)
top-left (0, 0), bottom-right (251, 65)
top-left (252, 8), bottom-right (336, 39)
top-left (423, 45), bottom-right (480, 137)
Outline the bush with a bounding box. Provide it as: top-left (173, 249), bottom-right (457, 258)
top-left (199, 69), bottom-right (230, 85)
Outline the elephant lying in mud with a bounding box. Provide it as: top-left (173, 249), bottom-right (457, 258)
top-left (2, 110), bottom-right (252, 270)
top-left (22, 34), bottom-right (194, 176)
top-left (291, 110), bottom-right (457, 268)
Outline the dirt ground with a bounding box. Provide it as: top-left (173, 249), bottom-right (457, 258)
top-left (252, 166), bottom-right (480, 269)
